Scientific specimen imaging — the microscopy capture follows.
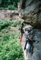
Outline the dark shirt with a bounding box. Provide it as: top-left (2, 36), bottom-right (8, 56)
top-left (19, 24), bottom-right (24, 34)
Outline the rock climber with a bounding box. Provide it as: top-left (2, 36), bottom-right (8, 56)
top-left (24, 27), bottom-right (34, 53)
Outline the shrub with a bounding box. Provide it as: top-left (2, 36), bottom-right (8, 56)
top-left (0, 20), bottom-right (24, 60)
top-left (2, 34), bottom-right (9, 41)
top-left (11, 21), bottom-right (21, 27)
top-left (0, 20), bottom-right (11, 30)
top-left (8, 5), bottom-right (17, 10)
top-left (0, 31), bottom-right (24, 60)
top-left (0, 0), bottom-right (20, 10)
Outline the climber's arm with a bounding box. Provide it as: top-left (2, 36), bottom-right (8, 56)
top-left (28, 38), bottom-right (33, 42)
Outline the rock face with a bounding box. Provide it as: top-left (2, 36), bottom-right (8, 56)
top-left (18, 0), bottom-right (41, 60)
top-left (24, 26), bottom-right (41, 60)
top-left (31, 29), bottom-right (41, 60)
top-left (18, 0), bottom-right (41, 28)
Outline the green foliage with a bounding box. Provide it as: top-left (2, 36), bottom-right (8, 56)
top-left (3, 34), bottom-right (9, 41)
top-left (0, 20), bottom-right (21, 31)
top-left (0, 20), bottom-right (11, 30)
top-left (8, 5), bottom-right (17, 10)
top-left (0, 32), bottom-right (24, 60)
top-left (0, 20), bottom-right (21, 30)
top-left (0, 0), bottom-right (2, 4)
top-left (0, 0), bottom-right (20, 10)
top-left (11, 21), bottom-right (21, 27)
top-left (0, 20), bottom-right (24, 60)
top-left (24, 23), bottom-right (27, 26)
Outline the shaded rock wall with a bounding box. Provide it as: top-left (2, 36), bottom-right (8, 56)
top-left (31, 29), bottom-right (41, 60)
top-left (24, 26), bottom-right (41, 60)
top-left (18, 0), bottom-right (41, 28)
